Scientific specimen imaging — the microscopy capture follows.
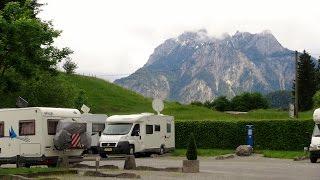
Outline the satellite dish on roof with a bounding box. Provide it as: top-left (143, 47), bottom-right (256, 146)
top-left (81, 104), bottom-right (90, 114)
top-left (16, 96), bottom-right (28, 108)
top-left (152, 99), bottom-right (164, 115)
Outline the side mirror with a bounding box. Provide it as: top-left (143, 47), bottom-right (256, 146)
top-left (99, 131), bottom-right (102, 136)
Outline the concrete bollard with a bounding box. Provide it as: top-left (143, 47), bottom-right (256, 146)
top-left (58, 155), bottom-right (69, 168)
top-left (182, 160), bottom-right (199, 173)
top-left (95, 156), bottom-right (100, 172)
top-left (124, 155), bottom-right (136, 170)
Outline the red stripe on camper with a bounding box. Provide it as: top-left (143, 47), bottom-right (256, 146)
top-left (71, 133), bottom-right (80, 148)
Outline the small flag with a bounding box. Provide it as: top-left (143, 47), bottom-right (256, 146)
top-left (9, 126), bottom-right (17, 138)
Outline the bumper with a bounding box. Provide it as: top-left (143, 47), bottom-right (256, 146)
top-left (99, 141), bottom-right (130, 155)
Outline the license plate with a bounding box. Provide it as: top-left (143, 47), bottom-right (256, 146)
top-left (105, 148), bottom-right (112, 152)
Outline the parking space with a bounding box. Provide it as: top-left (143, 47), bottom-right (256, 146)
top-left (80, 154), bottom-right (320, 180)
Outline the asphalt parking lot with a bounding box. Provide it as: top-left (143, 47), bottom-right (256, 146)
top-left (81, 154), bottom-right (320, 180)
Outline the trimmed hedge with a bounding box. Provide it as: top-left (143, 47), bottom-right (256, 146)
top-left (175, 120), bottom-right (314, 150)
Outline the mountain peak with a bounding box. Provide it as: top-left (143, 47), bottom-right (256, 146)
top-left (115, 30), bottom-right (294, 103)
top-left (176, 29), bottom-right (211, 43)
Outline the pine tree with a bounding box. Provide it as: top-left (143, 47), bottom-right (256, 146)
top-left (186, 133), bottom-right (197, 160)
top-left (295, 51), bottom-right (317, 111)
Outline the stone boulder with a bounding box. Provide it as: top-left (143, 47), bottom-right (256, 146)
top-left (235, 145), bottom-right (253, 156)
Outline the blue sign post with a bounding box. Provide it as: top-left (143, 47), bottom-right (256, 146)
top-left (246, 125), bottom-right (254, 147)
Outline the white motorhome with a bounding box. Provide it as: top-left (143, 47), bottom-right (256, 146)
top-left (0, 107), bottom-right (86, 167)
top-left (99, 113), bottom-right (175, 157)
top-left (81, 113), bottom-right (107, 154)
top-left (309, 108), bottom-right (320, 163)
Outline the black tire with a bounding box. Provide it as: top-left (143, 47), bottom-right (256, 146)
top-left (144, 152), bottom-right (152, 157)
top-left (48, 163), bottom-right (57, 168)
top-left (100, 153), bottom-right (108, 158)
top-left (129, 145), bottom-right (135, 155)
top-left (92, 148), bottom-right (99, 154)
top-left (159, 146), bottom-right (165, 155)
top-left (310, 157), bottom-right (317, 163)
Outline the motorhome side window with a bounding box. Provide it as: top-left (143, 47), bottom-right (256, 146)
top-left (19, 120), bottom-right (35, 136)
top-left (0, 121), bottom-right (4, 137)
top-left (92, 123), bottom-right (105, 133)
top-left (167, 123), bottom-right (171, 133)
top-left (155, 125), bottom-right (160, 132)
top-left (146, 125), bottom-right (153, 134)
top-left (47, 119), bottom-right (60, 135)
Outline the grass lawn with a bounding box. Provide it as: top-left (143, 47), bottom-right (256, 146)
top-left (172, 149), bottom-right (308, 159)
top-left (165, 103), bottom-right (313, 121)
top-left (172, 149), bottom-right (234, 157)
top-left (0, 167), bottom-right (66, 175)
top-left (258, 150), bottom-right (308, 159)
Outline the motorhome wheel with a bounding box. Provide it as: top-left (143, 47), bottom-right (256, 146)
top-left (48, 163), bottom-right (57, 168)
top-left (100, 153), bottom-right (108, 158)
top-left (310, 157), bottom-right (318, 163)
top-left (159, 146), bottom-right (165, 155)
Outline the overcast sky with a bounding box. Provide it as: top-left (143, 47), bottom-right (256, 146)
top-left (39, 0), bottom-right (320, 81)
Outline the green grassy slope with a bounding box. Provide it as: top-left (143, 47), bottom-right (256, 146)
top-left (62, 74), bottom-right (313, 120)
top-left (61, 74), bottom-right (153, 114)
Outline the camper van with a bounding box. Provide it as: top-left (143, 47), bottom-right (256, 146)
top-left (309, 108), bottom-right (320, 163)
top-left (0, 107), bottom-right (86, 167)
top-left (81, 113), bottom-right (107, 154)
top-left (99, 113), bottom-right (175, 157)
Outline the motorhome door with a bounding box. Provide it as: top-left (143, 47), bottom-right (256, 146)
top-left (131, 124), bottom-right (143, 152)
top-left (19, 120), bottom-right (41, 156)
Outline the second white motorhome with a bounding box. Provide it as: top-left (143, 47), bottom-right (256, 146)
top-left (99, 113), bottom-right (175, 157)
top-left (0, 107), bottom-right (88, 167)
top-left (81, 113), bottom-right (107, 154)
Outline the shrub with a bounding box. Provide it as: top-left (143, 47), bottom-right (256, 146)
top-left (212, 96), bottom-right (231, 111)
top-left (231, 92), bottom-right (268, 111)
top-left (203, 100), bottom-right (214, 109)
top-left (186, 133), bottom-right (197, 160)
top-left (175, 119), bottom-right (314, 151)
top-left (190, 101), bottom-right (204, 107)
top-left (313, 91), bottom-right (320, 108)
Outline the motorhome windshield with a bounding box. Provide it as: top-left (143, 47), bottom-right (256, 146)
top-left (313, 124), bottom-right (320, 137)
top-left (103, 123), bottom-right (133, 135)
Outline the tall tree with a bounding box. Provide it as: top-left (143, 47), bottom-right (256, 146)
top-left (0, 0), bottom-right (72, 92)
top-left (316, 57), bottom-right (320, 91)
top-left (63, 59), bottom-right (78, 74)
top-left (295, 51), bottom-right (317, 111)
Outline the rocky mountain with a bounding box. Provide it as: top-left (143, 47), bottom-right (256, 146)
top-left (115, 30), bottom-right (295, 103)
